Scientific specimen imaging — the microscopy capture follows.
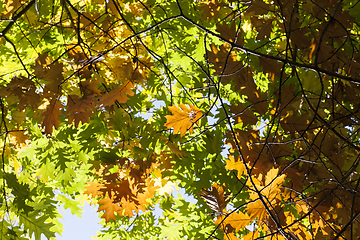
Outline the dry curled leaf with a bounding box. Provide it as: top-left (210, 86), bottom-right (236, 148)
top-left (200, 183), bottom-right (230, 213)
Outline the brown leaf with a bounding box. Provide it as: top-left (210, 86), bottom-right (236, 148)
top-left (216, 22), bottom-right (244, 46)
top-left (198, 0), bottom-right (229, 21)
top-left (112, 180), bottom-right (135, 202)
top-left (166, 140), bottom-right (186, 158)
top-left (41, 99), bottom-right (62, 134)
top-left (230, 103), bottom-right (258, 127)
top-left (200, 183), bottom-right (230, 213)
top-left (244, 0), bottom-right (273, 17)
top-left (159, 151), bottom-right (175, 170)
top-left (207, 44), bottom-right (244, 82)
top-left (67, 95), bottom-right (95, 127)
top-left (254, 19), bottom-right (273, 40)
top-left (258, 56), bottom-right (283, 81)
top-left (79, 79), bottom-right (102, 97)
top-left (1, 0), bottom-right (22, 18)
top-left (99, 80), bottom-right (134, 107)
top-left (32, 53), bottom-right (64, 94)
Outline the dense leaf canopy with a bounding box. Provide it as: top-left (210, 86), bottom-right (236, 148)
top-left (1, 0), bottom-right (360, 239)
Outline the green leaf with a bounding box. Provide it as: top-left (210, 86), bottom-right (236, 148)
top-left (19, 212), bottom-right (55, 240)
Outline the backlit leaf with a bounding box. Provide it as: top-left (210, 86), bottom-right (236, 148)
top-left (99, 81), bottom-right (134, 107)
top-left (164, 104), bottom-right (202, 137)
top-left (41, 99), bottom-right (62, 134)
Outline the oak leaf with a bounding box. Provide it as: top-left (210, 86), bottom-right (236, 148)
top-left (67, 95), bottom-right (94, 127)
top-left (41, 99), bottom-right (62, 134)
top-left (246, 168), bottom-right (286, 222)
top-left (99, 80), bottom-right (134, 107)
top-left (79, 79), bottom-right (102, 97)
top-left (164, 104), bottom-right (202, 137)
top-left (8, 131), bottom-right (29, 148)
top-left (225, 155), bottom-right (245, 179)
top-left (137, 178), bottom-right (159, 209)
top-left (97, 197), bottom-right (122, 223)
top-left (159, 151), bottom-right (175, 170)
top-left (84, 181), bottom-right (104, 198)
top-left (258, 56), bottom-right (283, 82)
top-left (254, 19), bottom-right (273, 40)
top-left (166, 140), bottom-right (186, 158)
top-left (200, 183), bottom-right (230, 213)
top-left (214, 210), bottom-right (251, 233)
top-left (242, 230), bottom-right (259, 240)
top-left (32, 53), bottom-right (64, 94)
top-left (244, 0), bottom-right (273, 17)
top-left (245, 199), bottom-right (268, 222)
top-left (112, 180), bottom-right (135, 202)
top-left (1, 0), bottom-right (22, 17)
top-left (207, 44), bottom-right (243, 84)
top-left (121, 198), bottom-right (138, 217)
top-left (198, 0), bottom-right (229, 21)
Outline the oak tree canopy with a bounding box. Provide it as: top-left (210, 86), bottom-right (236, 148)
top-left (1, 0), bottom-right (360, 239)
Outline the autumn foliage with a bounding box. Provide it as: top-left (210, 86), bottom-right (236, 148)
top-left (1, 0), bottom-right (360, 239)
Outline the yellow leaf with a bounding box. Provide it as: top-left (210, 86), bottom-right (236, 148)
top-left (242, 230), bottom-right (259, 240)
top-left (225, 155), bottom-right (245, 178)
top-left (246, 168), bottom-right (286, 221)
top-left (164, 104), bottom-right (202, 137)
top-left (214, 210), bottom-right (251, 233)
top-left (246, 199), bottom-right (268, 222)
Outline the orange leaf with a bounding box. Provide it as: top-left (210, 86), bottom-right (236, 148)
top-left (136, 178), bottom-right (159, 209)
top-left (263, 168), bottom-right (287, 200)
top-left (8, 131), bottom-right (29, 147)
top-left (224, 232), bottom-right (241, 240)
top-left (214, 210), bottom-right (251, 233)
top-left (97, 197), bottom-right (122, 223)
top-left (246, 168), bottom-right (286, 221)
top-left (164, 104), bottom-right (202, 137)
top-left (242, 230), bottom-right (259, 240)
top-left (246, 199), bottom-right (268, 222)
top-left (41, 99), bottom-right (62, 134)
top-left (84, 181), bottom-right (104, 198)
top-left (99, 80), bottom-right (134, 107)
top-left (121, 198), bottom-right (138, 217)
